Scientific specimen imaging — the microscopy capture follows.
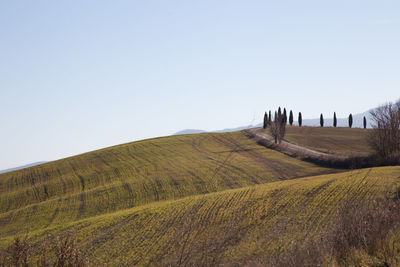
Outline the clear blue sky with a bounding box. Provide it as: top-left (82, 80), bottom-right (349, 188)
top-left (1, 0), bottom-right (399, 169)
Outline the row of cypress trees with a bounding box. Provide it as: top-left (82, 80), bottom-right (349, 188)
top-left (264, 108), bottom-right (368, 129)
top-left (263, 108), bottom-right (302, 129)
top-left (320, 113), bottom-right (367, 128)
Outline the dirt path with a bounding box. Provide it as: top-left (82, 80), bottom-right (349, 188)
top-left (244, 128), bottom-right (352, 168)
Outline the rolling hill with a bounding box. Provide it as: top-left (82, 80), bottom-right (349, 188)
top-left (0, 131), bottom-right (335, 238)
top-left (1, 128), bottom-right (399, 266)
top-left (3, 166), bottom-right (400, 266)
top-left (0, 161), bottom-right (48, 174)
top-left (282, 126), bottom-right (373, 156)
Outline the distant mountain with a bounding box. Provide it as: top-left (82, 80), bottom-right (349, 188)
top-left (0, 161), bottom-right (48, 174)
top-left (173, 125), bottom-right (255, 136)
top-left (214, 125), bottom-right (254, 133)
top-left (173, 129), bottom-right (206, 135)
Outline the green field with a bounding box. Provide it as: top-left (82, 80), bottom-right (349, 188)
top-left (0, 131), bottom-right (334, 238)
top-left (283, 126), bottom-right (373, 156)
top-left (6, 167), bottom-right (400, 266)
top-left (1, 128), bottom-right (399, 266)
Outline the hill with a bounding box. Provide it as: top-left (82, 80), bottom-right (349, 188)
top-left (0, 131), bottom-right (335, 238)
top-left (245, 126), bottom-right (374, 169)
top-left (0, 161), bottom-right (47, 174)
top-left (283, 126), bottom-right (373, 156)
top-left (1, 128), bottom-right (398, 266)
top-left (4, 166), bottom-right (400, 266)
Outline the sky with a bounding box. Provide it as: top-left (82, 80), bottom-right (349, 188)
top-left (0, 0), bottom-right (399, 170)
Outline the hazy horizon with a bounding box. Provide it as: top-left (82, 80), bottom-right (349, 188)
top-left (1, 0), bottom-right (399, 170)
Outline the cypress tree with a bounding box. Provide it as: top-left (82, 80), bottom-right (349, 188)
top-left (363, 116), bottom-right (367, 129)
top-left (333, 112), bottom-right (337, 127)
top-left (283, 108), bottom-right (287, 124)
top-left (272, 111), bottom-right (279, 143)
top-left (263, 112), bottom-right (268, 129)
top-left (320, 114), bottom-right (324, 127)
top-left (348, 114), bottom-right (353, 128)
top-left (268, 110), bottom-right (272, 125)
top-left (278, 107), bottom-right (282, 118)
top-left (298, 112), bottom-right (302, 127)
top-left (289, 110), bottom-right (294, 126)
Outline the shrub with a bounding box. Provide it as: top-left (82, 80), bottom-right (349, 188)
top-left (7, 235), bottom-right (30, 267)
top-left (53, 231), bottom-right (88, 267)
top-left (258, 189), bottom-right (400, 266)
top-left (0, 232), bottom-right (88, 267)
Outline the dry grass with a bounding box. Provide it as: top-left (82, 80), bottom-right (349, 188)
top-left (0, 131), bottom-right (335, 238)
top-left (283, 126), bottom-right (373, 156)
top-left (255, 190), bottom-right (400, 266)
top-left (246, 127), bottom-right (377, 169)
top-left (0, 232), bottom-right (88, 267)
top-left (0, 129), bottom-right (397, 265)
top-left (0, 167), bottom-right (396, 266)
top-left (0, 235), bottom-right (30, 267)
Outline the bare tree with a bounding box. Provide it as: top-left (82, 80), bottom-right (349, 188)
top-left (270, 111), bottom-right (286, 144)
top-left (368, 101), bottom-right (400, 161)
top-left (270, 112), bottom-right (279, 143)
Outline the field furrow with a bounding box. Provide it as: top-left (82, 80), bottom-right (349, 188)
top-left (6, 166), bottom-right (396, 266)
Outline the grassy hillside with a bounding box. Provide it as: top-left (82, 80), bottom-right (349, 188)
top-left (282, 126), bottom-right (373, 156)
top-left (1, 128), bottom-right (394, 266)
top-left (6, 166), bottom-right (400, 266)
top-left (0, 131), bottom-right (335, 237)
